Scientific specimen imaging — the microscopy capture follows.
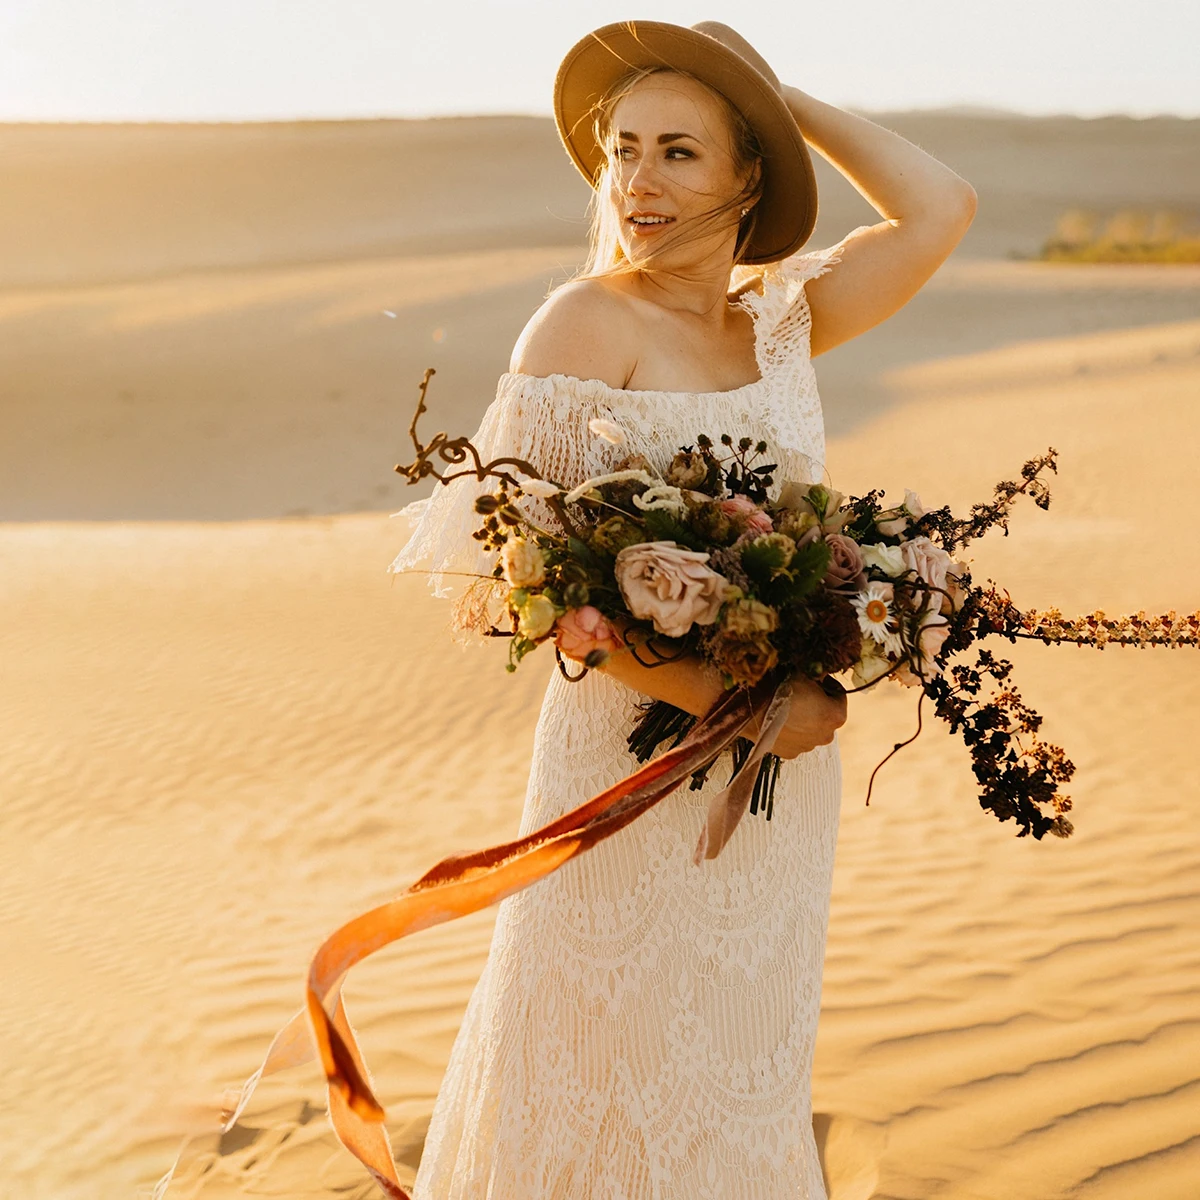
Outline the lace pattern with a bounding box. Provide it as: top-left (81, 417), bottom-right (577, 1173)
top-left (398, 238), bottom-right (856, 1198)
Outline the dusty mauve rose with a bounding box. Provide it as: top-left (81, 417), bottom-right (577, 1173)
top-left (556, 605), bottom-right (621, 664)
top-left (711, 631), bottom-right (779, 687)
top-left (823, 533), bottom-right (866, 592)
top-left (614, 541), bottom-right (728, 639)
top-left (500, 537), bottom-right (546, 588)
top-left (720, 494), bottom-right (773, 536)
top-left (900, 536), bottom-right (953, 601)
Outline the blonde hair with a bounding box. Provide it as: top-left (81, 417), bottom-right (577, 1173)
top-left (575, 66), bottom-right (765, 281)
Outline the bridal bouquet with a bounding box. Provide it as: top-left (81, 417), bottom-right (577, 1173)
top-left (407, 370), bottom-right (1197, 851)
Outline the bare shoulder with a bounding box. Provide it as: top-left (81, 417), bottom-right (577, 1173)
top-left (509, 277), bottom-right (639, 389)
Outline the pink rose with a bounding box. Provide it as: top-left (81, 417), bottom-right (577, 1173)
top-left (823, 533), bottom-right (866, 592)
top-left (555, 605), bottom-right (621, 664)
top-left (720, 495), bottom-right (773, 537)
top-left (614, 541), bottom-right (728, 639)
top-left (899, 536), bottom-right (953, 603)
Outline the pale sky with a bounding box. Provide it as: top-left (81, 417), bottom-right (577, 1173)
top-left (1, 0), bottom-right (1197, 122)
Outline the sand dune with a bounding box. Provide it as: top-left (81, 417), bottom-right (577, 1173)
top-left (2, 115), bottom-right (1199, 1198)
top-left (4, 318), bottom-right (1198, 1200)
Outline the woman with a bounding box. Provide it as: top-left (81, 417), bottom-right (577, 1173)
top-left (396, 20), bottom-right (975, 1199)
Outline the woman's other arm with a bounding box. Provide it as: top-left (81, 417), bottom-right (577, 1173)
top-left (783, 88), bottom-right (977, 356)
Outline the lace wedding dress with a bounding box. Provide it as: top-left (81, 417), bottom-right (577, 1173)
top-left (392, 235), bottom-right (859, 1200)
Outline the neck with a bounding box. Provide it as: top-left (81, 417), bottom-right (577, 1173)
top-left (628, 244), bottom-right (740, 319)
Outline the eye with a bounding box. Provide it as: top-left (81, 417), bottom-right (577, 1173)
top-left (612, 145), bottom-right (634, 161)
top-left (665, 147), bottom-right (694, 159)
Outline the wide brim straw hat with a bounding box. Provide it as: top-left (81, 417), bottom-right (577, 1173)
top-left (553, 20), bottom-right (818, 264)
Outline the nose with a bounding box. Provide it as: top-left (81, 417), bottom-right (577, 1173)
top-left (625, 155), bottom-right (662, 199)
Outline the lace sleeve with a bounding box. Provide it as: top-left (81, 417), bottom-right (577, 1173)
top-left (388, 371), bottom-right (602, 639)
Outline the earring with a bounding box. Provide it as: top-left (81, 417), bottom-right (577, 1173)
top-left (740, 206), bottom-right (750, 217)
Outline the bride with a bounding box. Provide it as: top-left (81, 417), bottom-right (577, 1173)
top-left (396, 20), bottom-right (975, 1199)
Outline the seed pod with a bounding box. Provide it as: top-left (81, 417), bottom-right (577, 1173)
top-left (564, 581), bottom-right (590, 608)
top-left (474, 494), bottom-right (500, 515)
top-left (498, 505), bottom-right (522, 526)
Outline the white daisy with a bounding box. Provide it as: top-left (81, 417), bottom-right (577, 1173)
top-left (853, 582), bottom-right (904, 655)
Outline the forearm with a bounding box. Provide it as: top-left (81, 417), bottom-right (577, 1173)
top-left (782, 86), bottom-right (976, 224)
top-left (598, 644), bottom-right (726, 718)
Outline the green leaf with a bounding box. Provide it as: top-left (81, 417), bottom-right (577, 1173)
top-left (767, 540), bottom-right (832, 605)
top-left (568, 536), bottom-right (600, 569)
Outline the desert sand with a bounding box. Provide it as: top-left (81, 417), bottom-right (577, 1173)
top-left (1, 115), bottom-right (1198, 1199)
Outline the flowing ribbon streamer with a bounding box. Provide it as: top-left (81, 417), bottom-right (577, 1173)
top-left (158, 681), bottom-right (786, 1199)
top-left (694, 680), bottom-right (794, 863)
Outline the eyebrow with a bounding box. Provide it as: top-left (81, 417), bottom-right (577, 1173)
top-left (616, 131), bottom-right (701, 145)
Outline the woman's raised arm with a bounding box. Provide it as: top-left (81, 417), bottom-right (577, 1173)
top-left (782, 87), bottom-right (977, 356)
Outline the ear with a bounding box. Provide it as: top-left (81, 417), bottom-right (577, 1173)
top-left (742, 157), bottom-right (764, 205)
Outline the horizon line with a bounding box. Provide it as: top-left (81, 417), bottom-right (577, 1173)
top-left (2, 104), bottom-right (1200, 128)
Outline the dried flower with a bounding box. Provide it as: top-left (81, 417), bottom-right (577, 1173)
top-left (614, 541), bottom-right (728, 639)
top-left (776, 509), bottom-right (821, 546)
top-left (564, 468), bottom-right (656, 506)
top-left (632, 484), bottom-right (687, 515)
top-left (686, 499), bottom-right (736, 545)
top-left (710, 631), bottom-right (779, 687)
top-left (722, 598), bottom-right (779, 637)
top-left (499, 538), bottom-right (546, 588)
top-left (665, 450), bottom-right (709, 490)
top-left (516, 476), bottom-right (562, 500)
top-left (588, 417), bottom-right (627, 445)
top-left (591, 515), bottom-right (647, 555)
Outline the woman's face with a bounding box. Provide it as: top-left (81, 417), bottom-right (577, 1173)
top-left (605, 72), bottom-right (756, 271)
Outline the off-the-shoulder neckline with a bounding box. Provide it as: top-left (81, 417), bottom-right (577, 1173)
top-left (499, 369), bottom-right (767, 401)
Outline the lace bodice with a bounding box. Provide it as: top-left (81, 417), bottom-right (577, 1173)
top-left (392, 234), bottom-right (858, 1200)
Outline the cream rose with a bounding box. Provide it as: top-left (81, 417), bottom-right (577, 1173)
top-left (861, 543), bottom-right (906, 577)
top-left (500, 537), bottom-right (546, 588)
top-left (614, 541), bottom-right (728, 639)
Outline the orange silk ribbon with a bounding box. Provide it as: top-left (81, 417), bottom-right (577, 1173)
top-left (158, 681), bottom-right (775, 1199)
